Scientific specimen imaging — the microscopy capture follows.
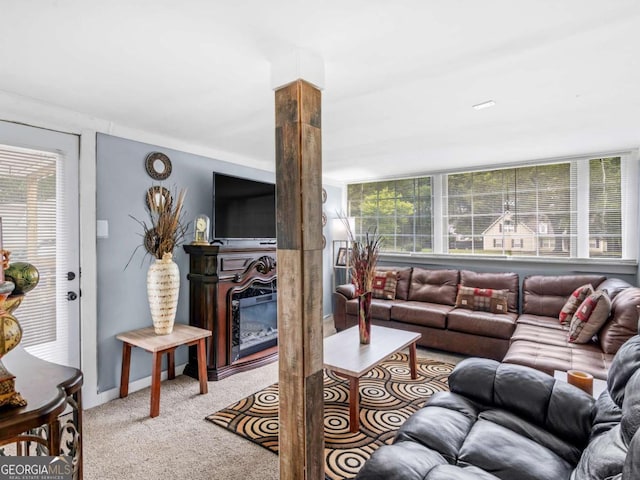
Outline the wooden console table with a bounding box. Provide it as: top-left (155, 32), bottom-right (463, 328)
top-left (117, 324), bottom-right (211, 418)
top-left (0, 347), bottom-right (83, 479)
top-left (183, 244), bottom-right (278, 380)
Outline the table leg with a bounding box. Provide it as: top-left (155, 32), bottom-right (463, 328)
top-left (150, 351), bottom-right (162, 418)
top-left (197, 338), bottom-right (208, 394)
top-left (409, 342), bottom-right (417, 380)
top-left (349, 376), bottom-right (359, 433)
top-left (167, 348), bottom-right (176, 380)
top-left (48, 420), bottom-right (60, 456)
top-left (120, 342), bottom-right (132, 398)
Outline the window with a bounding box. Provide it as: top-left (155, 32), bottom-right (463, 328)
top-left (0, 145), bottom-right (58, 348)
top-left (589, 158), bottom-right (621, 258)
top-left (346, 154), bottom-right (635, 260)
top-left (446, 163), bottom-right (574, 256)
top-left (348, 177), bottom-right (432, 253)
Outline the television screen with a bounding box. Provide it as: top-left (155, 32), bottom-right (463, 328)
top-left (213, 173), bottom-right (276, 239)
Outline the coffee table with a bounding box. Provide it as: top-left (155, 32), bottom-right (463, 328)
top-left (323, 325), bottom-right (422, 432)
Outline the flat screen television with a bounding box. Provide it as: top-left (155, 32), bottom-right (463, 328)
top-left (213, 172), bottom-right (276, 240)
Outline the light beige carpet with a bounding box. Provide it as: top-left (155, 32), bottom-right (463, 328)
top-left (82, 319), bottom-right (463, 480)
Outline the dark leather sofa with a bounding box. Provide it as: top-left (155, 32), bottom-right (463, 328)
top-left (334, 268), bottom-right (520, 360)
top-left (333, 268), bottom-right (640, 379)
top-left (355, 334), bottom-right (640, 480)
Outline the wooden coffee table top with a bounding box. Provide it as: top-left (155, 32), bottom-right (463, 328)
top-left (323, 325), bottom-right (421, 378)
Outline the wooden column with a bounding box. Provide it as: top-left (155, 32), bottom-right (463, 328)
top-left (275, 79), bottom-right (324, 480)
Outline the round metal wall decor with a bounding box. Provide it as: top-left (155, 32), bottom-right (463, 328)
top-left (145, 152), bottom-right (172, 181)
top-left (145, 186), bottom-right (172, 213)
top-left (322, 188), bottom-right (327, 204)
top-left (144, 228), bottom-right (159, 255)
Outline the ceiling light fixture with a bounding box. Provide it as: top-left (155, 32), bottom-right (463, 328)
top-left (472, 100), bottom-right (496, 110)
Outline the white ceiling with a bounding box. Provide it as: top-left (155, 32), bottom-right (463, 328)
top-left (1, 0), bottom-right (639, 183)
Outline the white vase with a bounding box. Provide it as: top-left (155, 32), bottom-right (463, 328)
top-left (147, 252), bottom-right (180, 335)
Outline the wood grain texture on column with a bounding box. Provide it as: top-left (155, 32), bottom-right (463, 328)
top-left (275, 79), bottom-right (324, 480)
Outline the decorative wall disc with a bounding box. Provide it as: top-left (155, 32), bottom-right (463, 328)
top-left (322, 235), bottom-right (326, 249)
top-left (145, 152), bottom-right (172, 180)
top-left (144, 228), bottom-right (159, 255)
top-left (322, 188), bottom-right (327, 204)
top-left (322, 211), bottom-right (327, 227)
top-left (145, 186), bottom-right (172, 213)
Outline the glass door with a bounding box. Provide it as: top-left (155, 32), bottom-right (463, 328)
top-left (0, 121), bottom-right (80, 368)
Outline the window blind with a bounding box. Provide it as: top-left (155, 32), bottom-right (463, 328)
top-left (445, 162), bottom-right (577, 257)
top-left (347, 177), bottom-right (432, 253)
top-left (0, 143), bottom-right (63, 350)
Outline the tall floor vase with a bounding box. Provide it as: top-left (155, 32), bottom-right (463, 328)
top-left (147, 252), bottom-right (180, 335)
top-left (358, 291), bottom-right (372, 344)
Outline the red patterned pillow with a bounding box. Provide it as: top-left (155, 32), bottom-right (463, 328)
top-left (568, 290), bottom-right (611, 343)
top-left (559, 284), bottom-right (594, 325)
top-left (372, 271), bottom-right (398, 300)
top-left (455, 285), bottom-right (509, 314)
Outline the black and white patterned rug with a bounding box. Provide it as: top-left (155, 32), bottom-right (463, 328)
top-left (206, 353), bottom-right (454, 479)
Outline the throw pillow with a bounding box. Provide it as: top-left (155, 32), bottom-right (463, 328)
top-left (372, 271), bottom-right (398, 300)
top-left (568, 290), bottom-right (612, 343)
top-left (455, 285), bottom-right (509, 314)
top-left (559, 284), bottom-right (594, 325)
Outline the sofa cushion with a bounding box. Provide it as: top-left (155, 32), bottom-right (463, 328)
top-left (621, 370), bottom-right (640, 446)
top-left (460, 270), bottom-right (519, 313)
top-left (372, 270), bottom-right (397, 300)
top-left (558, 284), bottom-right (594, 325)
top-left (522, 275), bottom-right (606, 318)
top-left (571, 424), bottom-right (627, 480)
top-left (455, 285), bottom-right (509, 314)
top-left (598, 278), bottom-right (632, 301)
top-left (345, 298), bottom-right (403, 321)
top-left (376, 266), bottom-right (412, 300)
top-left (355, 440), bottom-right (447, 480)
top-left (390, 301), bottom-right (452, 329)
top-left (447, 308), bottom-right (517, 340)
top-left (511, 322), bottom-right (571, 347)
top-left (407, 268), bottom-right (459, 305)
top-left (458, 419), bottom-right (575, 480)
top-left (608, 336), bottom-right (640, 407)
top-left (503, 339), bottom-right (612, 379)
top-left (599, 287), bottom-right (640, 354)
top-left (426, 465), bottom-right (501, 480)
top-left (568, 290), bottom-right (611, 343)
top-left (517, 314), bottom-right (567, 331)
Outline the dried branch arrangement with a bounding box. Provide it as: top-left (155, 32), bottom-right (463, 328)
top-left (126, 187), bottom-right (189, 268)
top-left (341, 216), bottom-right (384, 295)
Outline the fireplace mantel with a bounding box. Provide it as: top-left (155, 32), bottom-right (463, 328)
top-left (183, 244), bottom-right (278, 380)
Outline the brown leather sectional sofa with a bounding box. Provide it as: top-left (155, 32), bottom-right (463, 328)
top-left (333, 267), bottom-right (640, 379)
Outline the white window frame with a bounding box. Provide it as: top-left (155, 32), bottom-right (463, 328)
top-left (349, 150), bottom-right (638, 262)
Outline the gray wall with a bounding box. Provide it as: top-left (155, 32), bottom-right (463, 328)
top-left (96, 133), bottom-right (341, 391)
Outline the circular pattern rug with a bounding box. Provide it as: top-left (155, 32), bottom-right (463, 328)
top-left (206, 353), bottom-right (454, 479)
